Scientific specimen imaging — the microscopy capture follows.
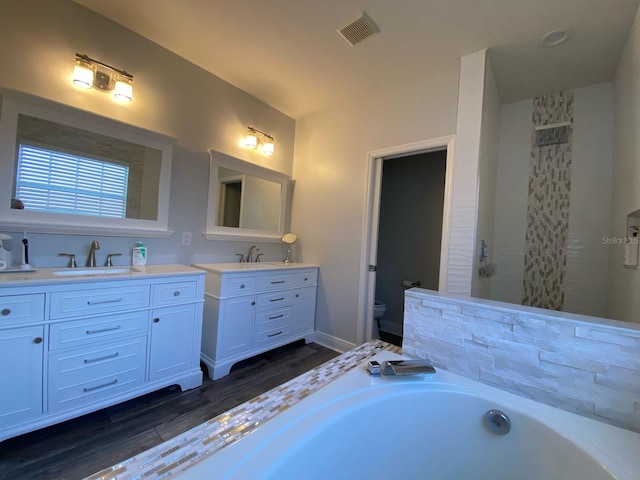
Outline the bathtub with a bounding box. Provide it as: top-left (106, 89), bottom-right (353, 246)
top-left (178, 350), bottom-right (640, 480)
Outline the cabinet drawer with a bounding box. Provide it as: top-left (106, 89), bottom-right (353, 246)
top-left (256, 290), bottom-right (294, 309)
top-left (257, 273), bottom-right (294, 291)
top-left (49, 311), bottom-right (149, 351)
top-left (295, 269), bottom-right (317, 287)
top-left (223, 275), bottom-right (256, 296)
top-left (48, 337), bottom-right (146, 411)
top-left (254, 326), bottom-right (290, 346)
top-left (0, 294), bottom-right (45, 326)
top-left (255, 307), bottom-right (290, 334)
top-left (254, 307), bottom-right (290, 347)
top-left (152, 281), bottom-right (198, 306)
top-left (50, 285), bottom-right (150, 319)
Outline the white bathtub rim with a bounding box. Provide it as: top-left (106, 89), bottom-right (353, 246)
top-left (178, 351), bottom-right (640, 480)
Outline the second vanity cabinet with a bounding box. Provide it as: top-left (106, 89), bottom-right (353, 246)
top-left (194, 263), bottom-right (318, 380)
top-left (0, 265), bottom-right (205, 442)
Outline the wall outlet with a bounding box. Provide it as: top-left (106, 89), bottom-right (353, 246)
top-left (181, 232), bottom-right (192, 246)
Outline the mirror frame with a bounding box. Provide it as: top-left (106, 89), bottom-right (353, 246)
top-left (205, 149), bottom-right (291, 242)
top-left (0, 89), bottom-right (175, 237)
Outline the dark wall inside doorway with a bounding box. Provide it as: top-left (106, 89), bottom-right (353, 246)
top-left (375, 150), bottom-right (446, 337)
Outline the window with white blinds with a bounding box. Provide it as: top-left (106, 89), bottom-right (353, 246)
top-left (15, 143), bottom-right (129, 218)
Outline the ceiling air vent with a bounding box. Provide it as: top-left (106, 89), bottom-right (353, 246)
top-left (337, 12), bottom-right (379, 46)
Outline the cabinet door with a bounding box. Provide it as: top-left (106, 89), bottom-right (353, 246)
top-left (291, 287), bottom-right (317, 333)
top-left (220, 296), bottom-right (255, 356)
top-left (149, 304), bottom-right (196, 381)
top-left (0, 326), bottom-right (44, 423)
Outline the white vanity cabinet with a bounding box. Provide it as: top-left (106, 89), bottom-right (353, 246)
top-left (0, 265), bottom-right (205, 442)
top-left (194, 263), bottom-right (318, 380)
top-left (0, 294), bottom-right (45, 425)
top-left (149, 304), bottom-right (197, 381)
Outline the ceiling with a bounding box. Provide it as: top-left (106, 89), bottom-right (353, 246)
top-left (73, 0), bottom-right (640, 119)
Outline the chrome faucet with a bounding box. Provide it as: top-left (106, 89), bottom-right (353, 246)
top-left (87, 240), bottom-right (100, 267)
top-left (247, 245), bottom-right (260, 263)
top-left (58, 253), bottom-right (77, 268)
top-left (380, 360), bottom-right (436, 376)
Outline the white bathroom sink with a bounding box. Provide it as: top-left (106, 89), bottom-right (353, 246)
top-left (52, 267), bottom-right (139, 276)
top-left (221, 263), bottom-right (284, 270)
top-left (193, 262), bottom-right (291, 273)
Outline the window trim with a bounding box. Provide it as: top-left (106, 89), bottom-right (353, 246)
top-left (0, 89), bottom-right (175, 238)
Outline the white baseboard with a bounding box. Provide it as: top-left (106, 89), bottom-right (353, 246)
top-left (313, 331), bottom-right (356, 353)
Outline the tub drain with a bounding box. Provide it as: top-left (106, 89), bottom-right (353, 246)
top-left (484, 409), bottom-right (511, 435)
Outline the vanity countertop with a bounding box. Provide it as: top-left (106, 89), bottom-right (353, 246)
top-left (0, 264), bottom-right (204, 288)
top-left (192, 262), bottom-right (319, 273)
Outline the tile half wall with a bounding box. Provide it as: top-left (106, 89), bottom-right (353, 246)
top-left (403, 288), bottom-right (640, 432)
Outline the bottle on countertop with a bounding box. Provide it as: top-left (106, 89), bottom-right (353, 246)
top-left (132, 241), bottom-right (147, 266)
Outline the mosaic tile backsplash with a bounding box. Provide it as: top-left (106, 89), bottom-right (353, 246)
top-left (522, 91), bottom-right (574, 310)
top-left (86, 340), bottom-right (400, 480)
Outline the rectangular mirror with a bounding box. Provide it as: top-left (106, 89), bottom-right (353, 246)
top-left (205, 150), bottom-right (291, 242)
top-left (0, 89), bottom-right (174, 237)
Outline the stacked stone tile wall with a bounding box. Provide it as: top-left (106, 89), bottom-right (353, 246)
top-left (403, 289), bottom-right (640, 432)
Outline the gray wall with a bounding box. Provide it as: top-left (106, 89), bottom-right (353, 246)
top-left (0, 0), bottom-right (295, 267)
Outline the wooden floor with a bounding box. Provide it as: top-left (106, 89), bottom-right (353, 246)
top-left (0, 341), bottom-right (339, 480)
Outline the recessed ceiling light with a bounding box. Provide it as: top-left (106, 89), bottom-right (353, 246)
top-left (539, 28), bottom-right (572, 48)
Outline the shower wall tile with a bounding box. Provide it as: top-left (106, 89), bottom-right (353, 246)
top-left (403, 289), bottom-right (640, 432)
top-left (446, 50), bottom-right (487, 295)
top-left (522, 91), bottom-right (574, 310)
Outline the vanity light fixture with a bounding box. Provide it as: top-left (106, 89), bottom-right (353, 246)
top-left (244, 127), bottom-right (275, 155)
top-left (72, 53), bottom-right (134, 103)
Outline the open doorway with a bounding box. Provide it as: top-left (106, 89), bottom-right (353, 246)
top-left (358, 136), bottom-right (455, 346)
top-left (375, 150), bottom-right (447, 345)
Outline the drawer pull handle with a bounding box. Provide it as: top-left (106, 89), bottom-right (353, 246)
top-left (304, 277), bottom-right (308, 281)
top-left (251, 301), bottom-right (256, 306)
top-left (270, 297), bottom-right (285, 302)
top-left (83, 378), bottom-right (118, 392)
top-left (267, 331), bottom-right (283, 338)
top-left (270, 280), bottom-right (286, 284)
top-left (173, 291), bottom-right (180, 297)
top-left (269, 314), bottom-right (284, 320)
top-left (1, 308), bottom-right (10, 316)
top-left (240, 284), bottom-right (246, 289)
top-left (86, 325), bottom-right (121, 335)
top-left (33, 337), bottom-right (43, 344)
top-left (84, 352), bottom-right (119, 364)
top-left (153, 317), bottom-right (160, 323)
top-left (87, 298), bottom-right (123, 306)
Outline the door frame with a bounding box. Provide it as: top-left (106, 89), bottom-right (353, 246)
top-left (357, 135), bottom-right (456, 344)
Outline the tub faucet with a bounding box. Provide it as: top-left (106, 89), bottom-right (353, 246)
top-left (380, 360), bottom-right (436, 376)
top-left (247, 245), bottom-right (260, 263)
top-left (87, 240), bottom-right (100, 267)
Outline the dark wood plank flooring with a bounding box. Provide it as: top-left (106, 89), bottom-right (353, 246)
top-left (0, 341), bottom-right (339, 480)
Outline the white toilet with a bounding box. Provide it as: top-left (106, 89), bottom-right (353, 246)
top-left (373, 300), bottom-right (386, 321)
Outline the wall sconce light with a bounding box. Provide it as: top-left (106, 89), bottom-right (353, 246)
top-left (72, 53), bottom-right (134, 103)
top-left (244, 127), bottom-right (275, 155)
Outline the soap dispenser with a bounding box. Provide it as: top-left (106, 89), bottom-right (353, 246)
top-left (132, 242), bottom-right (147, 266)
top-left (624, 228), bottom-right (639, 267)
